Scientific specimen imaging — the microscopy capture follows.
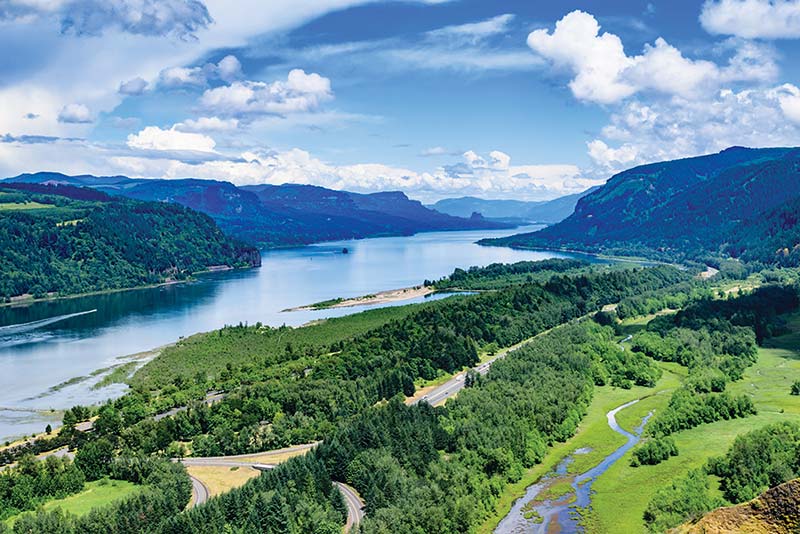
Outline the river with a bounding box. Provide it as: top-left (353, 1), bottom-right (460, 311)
top-left (495, 399), bottom-right (653, 533)
top-left (0, 225), bottom-right (592, 441)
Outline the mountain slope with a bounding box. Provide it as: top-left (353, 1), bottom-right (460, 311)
top-left (431, 187), bottom-right (599, 223)
top-left (481, 147), bottom-right (800, 264)
top-left (679, 478), bottom-right (800, 534)
top-left (6, 173), bottom-right (510, 248)
top-left (0, 183), bottom-right (259, 300)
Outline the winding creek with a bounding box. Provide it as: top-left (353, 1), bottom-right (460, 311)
top-left (496, 399), bottom-right (654, 533)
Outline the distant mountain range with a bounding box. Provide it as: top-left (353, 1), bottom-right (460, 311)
top-left (4, 173), bottom-right (511, 248)
top-left (481, 147), bottom-right (800, 267)
top-left (430, 187), bottom-right (599, 224)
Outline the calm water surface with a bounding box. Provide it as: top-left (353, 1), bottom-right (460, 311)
top-left (0, 226), bottom-right (589, 440)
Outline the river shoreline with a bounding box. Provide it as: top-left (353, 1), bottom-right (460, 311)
top-left (282, 285), bottom-right (436, 312)
top-left (0, 265), bottom-right (249, 310)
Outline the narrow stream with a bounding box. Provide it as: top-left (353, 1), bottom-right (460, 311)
top-left (496, 399), bottom-right (653, 533)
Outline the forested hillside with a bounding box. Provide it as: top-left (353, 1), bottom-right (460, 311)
top-left (0, 184), bottom-right (259, 300)
top-left (5, 173), bottom-right (509, 248)
top-left (482, 147), bottom-right (800, 266)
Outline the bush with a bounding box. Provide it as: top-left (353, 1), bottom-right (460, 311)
top-left (631, 436), bottom-right (678, 466)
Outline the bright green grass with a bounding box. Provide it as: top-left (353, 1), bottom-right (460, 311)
top-left (5, 480), bottom-right (141, 527)
top-left (590, 331), bottom-right (800, 533)
top-left (476, 363), bottom-right (682, 534)
top-left (132, 302), bottom-right (430, 390)
top-left (0, 201), bottom-right (54, 211)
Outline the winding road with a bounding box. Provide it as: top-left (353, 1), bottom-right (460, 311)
top-left (179, 441), bottom-right (364, 531)
top-left (189, 474), bottom-right (210, 506)
top-left (335, 482), bottom-right (366, 531)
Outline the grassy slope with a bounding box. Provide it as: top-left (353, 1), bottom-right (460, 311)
top-left (589, 316), bottom-right (800, 533)
top-left (5, 479), bottom-right (141, 527)
top-left (132, 303), bottom-right (429, 390)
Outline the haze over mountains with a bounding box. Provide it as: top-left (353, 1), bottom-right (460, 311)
top-left (4, 172), bottom-right (510, 248)
top-left (483, 147), bottom-right (800, 267)
top-left (430, 187), bottom-right (599, 224)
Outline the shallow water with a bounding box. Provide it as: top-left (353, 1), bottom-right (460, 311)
top-left (496, 399), bottom-right (653, 534)
top-left (0, 226), bottom-right (600, 440)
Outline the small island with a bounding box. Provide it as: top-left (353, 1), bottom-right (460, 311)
top-left (283, 285), bottom-right (434, 312)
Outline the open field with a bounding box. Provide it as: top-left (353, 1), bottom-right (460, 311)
top-left (589, 319), bottom-right (800, 533)
top-left (4, 479), bottom-right (141, 527)
top-left (0, 201), bottom-right (54, 211)
top-left (185, 466), bottom-right (260, 498)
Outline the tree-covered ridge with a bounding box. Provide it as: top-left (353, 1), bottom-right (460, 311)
top-left (481, 146), bottom-right (800, 267)
top-left (0, 185), bottom-right (260, 300)
top-left (427, 258), bottom-right (591, 290)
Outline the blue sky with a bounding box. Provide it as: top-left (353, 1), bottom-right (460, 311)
top-left (2, 0), bottom-right (800, 201)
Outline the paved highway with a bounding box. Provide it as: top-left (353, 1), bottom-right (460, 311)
top-left (412, 341), bottom-right (520, 407)
top-left (189, 474), bottom-right (210, 506)
top-left (179, 441), bottom-right (364, 531)
top-left (335, 482), bottom-right (365, 532)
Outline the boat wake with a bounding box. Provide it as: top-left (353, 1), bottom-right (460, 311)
top-left (0, 309), bottom-right (97, 337)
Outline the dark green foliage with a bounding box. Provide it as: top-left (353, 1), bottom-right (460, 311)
top-left (10, 458), bottom-right (190, 534)
top-left (709, 422), bottom-right (800, 503)
top-left (163, 453), bottom-right (345, 534)
top-left (311, 321), bottom-right (659, 533)
top-left (792, 380), bottom-right (800, 395)
top-left (0, 186), bottom-right (259, 299)
top-left (429, 258), bottom-right (590, 290)
top-left (643, 469), bottom-right (721, 533)
top-left (631, 437), bottom-right (678, 466)
top-left (75, 439), bottom-right (115, 481)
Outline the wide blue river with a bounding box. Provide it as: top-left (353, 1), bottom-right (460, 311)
top-left (0, 226), bottom-right (586, 441)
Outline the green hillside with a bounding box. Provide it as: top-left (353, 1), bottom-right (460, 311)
top-left (0, 184), bottom-right (260, 300)
top-left (482, 147), bottom-right (800, 266)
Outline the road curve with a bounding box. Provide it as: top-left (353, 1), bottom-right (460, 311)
top-left (189, 474), bottom-right (210, 507)
top-left (178, 441), bottom-right (364, 531)
top-left (334, 481), bottom-right (365, 532)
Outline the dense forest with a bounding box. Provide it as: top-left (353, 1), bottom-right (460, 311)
top-left (0, 184), bottom-right (259, 299)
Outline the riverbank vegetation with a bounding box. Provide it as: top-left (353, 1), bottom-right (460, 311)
top-left (588, 285), bottom-right (800, 533)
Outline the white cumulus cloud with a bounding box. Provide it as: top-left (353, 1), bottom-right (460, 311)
top-left (528, 10), bottom-right (776, 104)
top-left (700, 0), bottom-right (800, 39)
top-left (127, 125), bottom-right (216, 152)
top-left (200, 69), bottom-right (332, 118)
top-left (57, 103), bottom-right (92, 123)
